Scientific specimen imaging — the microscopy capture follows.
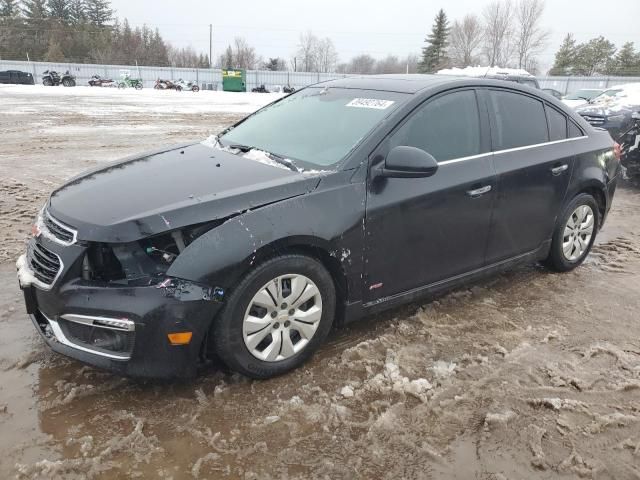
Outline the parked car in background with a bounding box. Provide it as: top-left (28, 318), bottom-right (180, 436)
top-left (543, 88), bottom-right (564, 100)
top-left (17, 75), bottom-right (620, 379)
top-left (619, 112), bottom-right (640, 178)
top-left (562, 88), bottom-right (605, 108)
top-left (0, 70), bottom-right (35, 85)
top-left (575, 83), bottom-right (640, 140)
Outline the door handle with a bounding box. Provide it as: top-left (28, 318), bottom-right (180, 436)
top-left (466, 185), bottom-right (492, 198)
top-left (551, 164), bottom-right (568, 175)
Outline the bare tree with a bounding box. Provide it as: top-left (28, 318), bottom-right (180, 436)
top-left (374, 55), bottom-right (402, 74)
top-left (482, 0), bottom-right (514, 66)
top-left (232, 37), bottom-right (258, 69)
top-left (316, 37), bottom-right (339, 73)
top-left (348, 54), bottom-right (376, 74)
top-left (514, 0), bottom-right (549, 70)
top-left (449, 14), bottom-right (483, 67)
top-left (216, 37), bottom-right (258, 69)
top-left (296, 31), bottom-right (318, 72)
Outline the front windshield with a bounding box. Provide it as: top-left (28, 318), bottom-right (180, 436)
top-left (591, 89), bottom-right (622, 103)
top-left (220, 87), bottom-right (408, 167)
top-left (566, 89), bottom-right (602, 100)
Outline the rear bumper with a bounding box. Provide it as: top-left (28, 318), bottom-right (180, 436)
top-left (18, 255), bottom-right (223, 379)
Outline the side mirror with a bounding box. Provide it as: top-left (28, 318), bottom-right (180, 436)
top-left (377, 146), bottom-right (439, 178)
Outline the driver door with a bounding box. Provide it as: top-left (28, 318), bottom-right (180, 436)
top-left (364, 89), bottom-right (496, 302)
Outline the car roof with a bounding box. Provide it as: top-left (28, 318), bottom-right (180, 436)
top-left (317, 74), bottom-right (462, 94)
top-left (317, 74), bottom-right (546, 94)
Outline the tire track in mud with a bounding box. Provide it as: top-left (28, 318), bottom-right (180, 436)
top-left (0, 179), bottom-right (47, 263)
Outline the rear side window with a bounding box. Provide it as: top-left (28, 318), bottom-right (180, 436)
top-left (489, 90), bottom-right (549, 150)
top-left (546, 106), bottom-right (567, 141)
top-left (568, 121), bottom-right (583, 138)
top-left (389, 90), bottom-right (482, 162)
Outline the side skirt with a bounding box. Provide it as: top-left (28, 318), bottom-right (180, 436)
top-left (343, 240), bottom-right (551, 323)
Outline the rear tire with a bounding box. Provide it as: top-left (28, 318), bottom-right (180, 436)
top-left (545, 193), bottom-right (599, 272)
top-left (213, 255), bottom-right (336, 379)
top-left (135, 83), bottom-right (143, 90)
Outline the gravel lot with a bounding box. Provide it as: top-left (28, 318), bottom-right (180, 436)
top-left (1, 85), bottom-right (640, 480)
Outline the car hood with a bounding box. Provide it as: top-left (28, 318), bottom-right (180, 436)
top-left (575, 101), bottom-right (635, 118)
top-left (562, 99), bottom-right (587, 109)
top-left (48, 143), bottom-right (321, 243)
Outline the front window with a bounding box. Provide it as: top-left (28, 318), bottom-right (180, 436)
top-left (219, 87), bottom-right (408, 169)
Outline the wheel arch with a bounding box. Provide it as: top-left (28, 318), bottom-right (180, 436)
top-left (575, 181), bottom-right (607, 225)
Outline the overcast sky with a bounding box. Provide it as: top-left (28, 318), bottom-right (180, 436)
top-left (109, 0), bottom-right (640, 72)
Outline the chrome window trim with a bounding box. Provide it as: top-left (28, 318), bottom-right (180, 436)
top-left (42, 208), bottom-right (77, 246)
top-left (41, 312), bottom-right (132, 361)
top-left (437, 135), bottom-right (589, 166)
top-left (17, 251), bottom-right (64, 291)
top-left (60, 314), bottom-right (135, 332)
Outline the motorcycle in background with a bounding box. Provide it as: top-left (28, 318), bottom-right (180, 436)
top-left (174, 79), bottom-right (200, 92)
top-left (89, 75), bottom-right (115, 87)
top-left (118, 75), bottom-right (143, 90)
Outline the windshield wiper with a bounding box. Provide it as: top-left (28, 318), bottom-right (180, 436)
top-left (227, 144), bottom-right (300, 172)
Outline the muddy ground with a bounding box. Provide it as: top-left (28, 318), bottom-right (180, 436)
top-left (1, 86), bottom-right (640, 480)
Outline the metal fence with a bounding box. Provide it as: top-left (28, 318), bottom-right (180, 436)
top-left (0, 59), bottom-right (351, 91)
top-left (2, 59), bottom-right (640, 94)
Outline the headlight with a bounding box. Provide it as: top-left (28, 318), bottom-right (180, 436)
top-left (607, 114), bottom-right (625, 122)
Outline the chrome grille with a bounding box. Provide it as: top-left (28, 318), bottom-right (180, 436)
top-left (43, 210), bottom-right (76, 244)
top-left (27, 241), bottom-right (61, 286)
top-left (580, 114), bottom-right (605, 126)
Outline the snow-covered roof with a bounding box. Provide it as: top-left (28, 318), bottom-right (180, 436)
top-left (436, 66), bottom-right (534, 77)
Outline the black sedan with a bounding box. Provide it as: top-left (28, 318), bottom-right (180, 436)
top-left (0, 70), bottom-right (35, 85)
top-left (17, 75), bottom-right (620, 379)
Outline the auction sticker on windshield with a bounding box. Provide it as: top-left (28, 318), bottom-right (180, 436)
top-left (346, 98), bottom-right (395, 109)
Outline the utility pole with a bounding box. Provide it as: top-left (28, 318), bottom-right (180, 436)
top-left (209, 24), bottom-right (213, 68)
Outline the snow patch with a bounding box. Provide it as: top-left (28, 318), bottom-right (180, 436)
top-left (437, 66), bottom-right (533, 78)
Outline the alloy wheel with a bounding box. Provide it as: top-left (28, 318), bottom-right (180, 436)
top-left (242, 274), bottom-right (323, 362)
top-left (562, 205), bottom-right (595, 261)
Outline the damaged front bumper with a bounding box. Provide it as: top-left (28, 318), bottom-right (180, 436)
top-left (17, 243), bottom-right (224, 379)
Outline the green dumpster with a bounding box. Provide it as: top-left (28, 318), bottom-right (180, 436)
top-left (222, 69), bottom-right (246, 92)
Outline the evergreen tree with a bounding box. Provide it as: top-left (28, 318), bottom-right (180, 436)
top-left (69, 0), bottom-right (86, 24)
top-left (85, 0), bottom-right (112, 26)
top-left (574, 36), bottom-right (616, 76)
top-left (549, 33), bottom-right (577, 75)
top-left (0, 0), bottom-right (18, 16)
top-left (48, 0), bottom-right (71, 21)
top-left (613, 42), bottom-right (640, 76)
top-left (22, 0), bottom-right (48, 19)
top-left (419, 9), bottom-right (450, 73)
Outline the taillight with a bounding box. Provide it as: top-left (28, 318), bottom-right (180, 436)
top-left (613, 142), bottom-right (622, 162)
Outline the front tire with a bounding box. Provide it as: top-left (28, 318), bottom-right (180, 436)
top-left (213, 255), bottom-right (336, 379)
top-left (545, 193), bottom-right (599, 272)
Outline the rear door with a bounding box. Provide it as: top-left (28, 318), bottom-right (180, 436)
top-left (484, 88), bottom-right (576, 263)
top-left (364, 89), bottom-right (495, 302)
